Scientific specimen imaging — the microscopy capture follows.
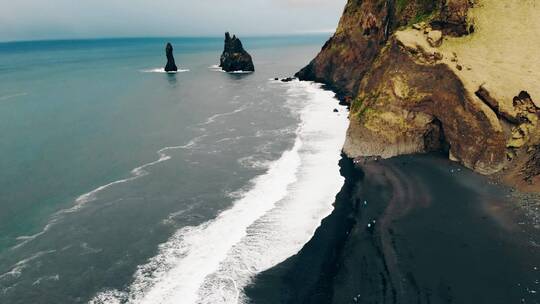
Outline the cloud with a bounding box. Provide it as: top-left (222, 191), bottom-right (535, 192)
top-left (273, 0), bottom-right (344, 7)
top-left (0, 0), bottom-right (346, 41)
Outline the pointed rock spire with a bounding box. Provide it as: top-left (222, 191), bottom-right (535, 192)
top-left (164, 42), bottom-right (178, 72)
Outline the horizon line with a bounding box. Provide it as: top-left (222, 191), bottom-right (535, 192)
top-left (0, 31), bottom-right (336, 45)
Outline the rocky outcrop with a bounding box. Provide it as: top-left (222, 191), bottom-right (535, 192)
top-left (219, 33), bottom-right (254, 72)
top-left (300, 0), bottom-right (540, 190)
top-left (431, 0), bottom-right (473, 36)
top-left (164, 43), bottom-right (178, 72)
top-left (295, 0), bottom-right (391, 100)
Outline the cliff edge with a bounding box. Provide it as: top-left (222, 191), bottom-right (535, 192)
top-left (298, 0), bottom-right (540, 191)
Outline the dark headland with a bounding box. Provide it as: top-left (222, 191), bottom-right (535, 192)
top-left (219, 32), bottom-right (254, 72)
top-left (164, 42), bottom-right (178, 72)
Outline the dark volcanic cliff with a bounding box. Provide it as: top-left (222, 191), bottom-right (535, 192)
top-left (298, 0), bottom-right (540, 190)
top-left (220, 32), bottom-right (255, 72)
top-left (296, 0), bottom-right (472, 99)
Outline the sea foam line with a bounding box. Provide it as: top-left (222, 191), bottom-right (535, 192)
top-left (90, 134), bottom-right (303, 304)
top-left (0, 92), bottom-right (28, 101)
top-left (11, 100), bottom-right (250, 250)
top-left (198, 105), bottom-right (250, 126)
top-left (0, 250), bottom-right (56, 281)
top-left (208, 65), bottom-right (253, 74)
top-left (90, 80), bottom-right (348, 304)
top-left (141, 68), bottom-right (190, 73)
top-left (196, 81), bottom-right (347, 304)
top-left (11, 135), bottom-right (206, 250)
top-left (75, 138), bottom-right (203, 207)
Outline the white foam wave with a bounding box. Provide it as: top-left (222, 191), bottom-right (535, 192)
top-left (0, 92), bottom-right (28, 101)
top-left (215, 136), bottom-right (245, 144)
top-left (0, 250), bottom-right (56, 281)
top-left (228, 71), bottom-right (253, 74)
top-left (237, 155), bottom-right (272, 170)
top-left (198, 105), bottom-right (249, 126)
top-left (74, 140), bottom-right (204, 206)
top-left (12, 135), bottom-right (206, 249)
top-left (208, 65), bottom-right (224, 72)
top-left (90, 80), bottom-right (348, 304)
top-left (32, 274), bottom-right (60, 286)
top-left (208, 65), bottom-right (253, 74)
top-left (141, 68), bottom-right (190, 74)
top-left (255, 126), bottom-right (296, 138)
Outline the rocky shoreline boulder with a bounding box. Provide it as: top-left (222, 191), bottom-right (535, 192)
top-left (164, 42), bottom-right (178, 72)
top-left (219, 32), bottom-right (254, 72)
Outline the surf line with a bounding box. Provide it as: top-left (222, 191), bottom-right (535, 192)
top-left (198, 105), bottom-right (250, 126)
top-left (12, 99), bottom-right (253, 250)
top-left (89, 136), bottom-right (304, 304)
top-left (0, 92), bottom-right (28, 101)
top-left (89, 80), bottom-right (348, 304)
top-left (141, 68), bottom-right (190, 73)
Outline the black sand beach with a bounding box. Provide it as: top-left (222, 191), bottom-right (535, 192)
top-left (246, 154), bottom-right (540, 304)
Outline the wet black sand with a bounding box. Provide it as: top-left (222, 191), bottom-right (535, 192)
top-left (246, 154), bottom-right (540, 304)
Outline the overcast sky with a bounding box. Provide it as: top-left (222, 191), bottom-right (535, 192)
top-left (0, 0), bottom-right (346, 42)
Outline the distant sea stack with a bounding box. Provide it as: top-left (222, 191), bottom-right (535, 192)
top-left (219, 32), bottom-right (254, 72)
top-left (164, 42), bottom-right (178, 72)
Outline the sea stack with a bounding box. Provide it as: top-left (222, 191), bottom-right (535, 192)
top-left (164, 42), bottom-right (178, 72)
top-left (219, 32), bottom-right (254, 72)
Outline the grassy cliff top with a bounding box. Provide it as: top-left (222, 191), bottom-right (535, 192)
top-left (440, 0), bottom-right (540, 108)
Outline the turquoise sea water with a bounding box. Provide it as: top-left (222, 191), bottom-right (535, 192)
top-left (0, 35), bottom-right (353, 303)
top-left (0, 36), bottom-right (325, 249)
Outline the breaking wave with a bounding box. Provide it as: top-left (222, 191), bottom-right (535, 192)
top-left (208, 65), bottom-right (253, 74)
top-left (141, 68), bottom-right (190, 73)
top-left (90, 81), bottom-right (348, 304)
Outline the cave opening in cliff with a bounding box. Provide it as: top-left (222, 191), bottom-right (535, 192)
top-left (425, 118), bottom-right (450, 156)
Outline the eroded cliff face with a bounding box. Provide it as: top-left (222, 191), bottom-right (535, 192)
top-left (300, 0), bottom-right (540, 189)
top-left (296, 0), bottom-right (391, 99)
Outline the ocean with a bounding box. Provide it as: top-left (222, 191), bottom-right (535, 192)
top-left (0, 35), bottom-right (349, 303)
top-left (3, 35), bottom-right (539, 304)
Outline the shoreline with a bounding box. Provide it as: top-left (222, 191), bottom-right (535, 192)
top-left (246, 153), bottom-right (540, 303)
top-left (87, 80), bottom-right (350, 304)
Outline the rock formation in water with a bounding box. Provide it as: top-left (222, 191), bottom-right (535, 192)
top-left (219, 32), bottom-right (255, 72)
top-left (298, 0), bottom-right (540, 191)
top-left (164, 42), bottom-right (178, 72)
